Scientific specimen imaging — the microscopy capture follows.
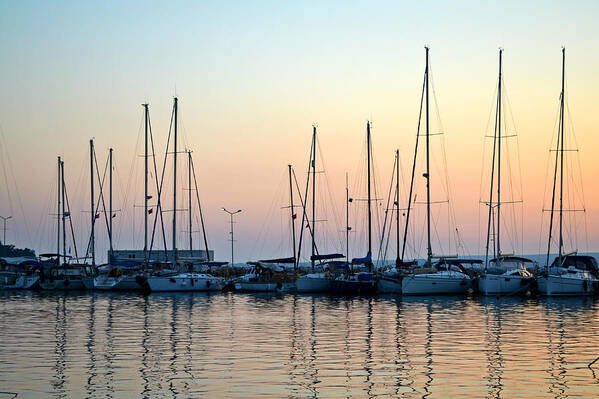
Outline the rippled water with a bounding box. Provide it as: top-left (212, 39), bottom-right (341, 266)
top-left (1, 292), bottom-right (598, 398)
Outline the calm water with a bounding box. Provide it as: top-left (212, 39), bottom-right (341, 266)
top-left (1, 292), bottom-right (599, 398)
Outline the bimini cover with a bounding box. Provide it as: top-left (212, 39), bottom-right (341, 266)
top-left (325, 261), bottom-right (350, 270)
top-left (352, 252), bottom-right (372, 265)
top-left (259, 256), bottom-right (296, 264)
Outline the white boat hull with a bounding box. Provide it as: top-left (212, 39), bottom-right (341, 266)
top-left (40, 279), bottom-right (86, 290)
top-left (537, 275), bottom-right (596, 296)
top-left (94, 275), bottom-right (143, 291)
top-left (234, 282), bottom-right (279, 292)
top-left (146, 274), bottom-right (224, 292)
top-left (1, 275), bottom-right (40, 290)
top-left (377, 277), bottom-right (402, 294)
top-left (296, 275), bottom-right (331, 293)
top-left (477, 274), bottom-right (534, 296)
top-left (402, 274), bottom-right (471, 295)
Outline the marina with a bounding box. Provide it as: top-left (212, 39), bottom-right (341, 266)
top-left (2, 1), bottom-right (599, 397)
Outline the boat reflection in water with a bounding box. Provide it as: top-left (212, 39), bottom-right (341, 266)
top-left (1, 292), bottom-right (599, 397)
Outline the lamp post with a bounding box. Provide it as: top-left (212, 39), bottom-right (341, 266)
top-left (222, 208), bottom-right (241, 266)
top-left (0, 216), bottom-right (12, 245)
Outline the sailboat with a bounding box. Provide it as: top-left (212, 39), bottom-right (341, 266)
top-left (145, 98), bottom-right (225, 292)
top-left (477, 49), bottom-right (536, 296)
top-left (297, 126), bottom-right (346, 293)
top-left (537, 48), bottom-right (599, 296)
top-left (236, 164), bottom-right (303, 292)
top-left (401, 47), bottom-right (473, 295)
top-left (376, 149), bottom-right (403, 293)
top-left (40, 154), bottom-right (89, 290)
top-left (331, 121), bottom-right (377, 295)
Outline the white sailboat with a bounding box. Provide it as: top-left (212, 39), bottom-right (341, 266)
top-left (144, 98), bottom-right (224, 292)
top-left (478, 256), bottom-right (535, 296)
top-left (400, 47), bottom-right (471, 295)
top-left (234, 262), bottom-right (290, 292)
top-left (476, 49), bottom-right (535, 296)
top-left (297, 128), bottom-right (346, 293)
top-left (537, 48), bottom-right (598, 296)
top-left (376, 150), bottom-right (402, 294)
top-left (402, 259), bottom-right (476, 295)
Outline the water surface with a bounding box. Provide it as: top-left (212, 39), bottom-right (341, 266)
top-left (1, 292), bottom-right (598, 398)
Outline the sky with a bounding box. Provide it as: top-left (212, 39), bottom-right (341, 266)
top-left (1, 1), bottom-right (599, 263)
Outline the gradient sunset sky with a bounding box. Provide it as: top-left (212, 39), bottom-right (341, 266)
top-left (1, 1), bottom-right (598, 263)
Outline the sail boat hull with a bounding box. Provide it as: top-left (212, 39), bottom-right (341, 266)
top-left (376, 276), bottom-right (402, 293)
top-left (402, 273), bottom-right (471, 295)
top-left (296, 274), bottom-right (331, 293)
top-left (0, 274), bottom-right (40, 290)
top-left (537, 274), bottom-right (597, 296)
top-left (146, 273), bottom-right (225, 292)
top-left (93, 275), bottom-right (143, 291)
top-left (477, 274), bottom-right (534, 296)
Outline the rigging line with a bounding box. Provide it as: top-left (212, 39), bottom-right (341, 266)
top-left (428, 63), bottom-right (446, 135)
top-left (316, 137), bottom-right (344, 252)
top-left (401, 67), bottom-right (426, 261)
top-left (190, 154), bottom-right (210, 258)
top-left (546, 93), bottom-right (563, 266)
top-left (377, 153), bottom-right (397, 266)
top-left (293, 167), bottom-right (322, 262)
top-left (0, 128), bottom-right (31, 245)
top-left (149, 103), bottom-right (174, 257)
top-left (382, 183), bottom-right (398, 265)
top-left (484, 69), bottom-right (500, 269)
top-left (83, 149), bottom-right (109, 261)
top-left (122, 109), bottom-right (144, 247)
top-left (538, 94), bottom-right (562, 257)
top-left (94, 148), bottom-right (112, 243)
top-left (369, 129), bottom-right (384, 261)
top-left (112, 159), bottom-right (128, 244)
top-left (62, 177), bottom-right (79, 260)
top-left (296, 134), bottom-right (314, 264)
top-left (149, 111), bottom-right (168, 256)
top-left (478, 81), bottom-right (499, 256)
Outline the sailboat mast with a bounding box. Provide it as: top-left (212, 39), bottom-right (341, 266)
top-left (188, 150), bottom-right (192, 252)
top-left (57, 156), bottom-right (61, 265)
top-left (61, 159), bottom-right (66, 263)
top-left (173, 97), bottom-right (178, 262)
top-left (395, 149), bottom-right (400, 267)
top-left (288, 164), bottom-right (297, 273)
top-left (425, 46), bottom-right (432, 266)
top-left (558, 48), bottom-right (565, 265)
top-left (311, 125), bottom-right (316, 272)
top-left (496, 49), bottom-right (503, 258)
top-left (109, 147), bottom-right (113, 262)
top-left (90, 139), bottom-right (95, 266)
top-left (484, 50), bottom-right (501, 271)
top-left (346, 172), bottom-right (349, 265)
top-left (143, 103), bottom-right (149, 263)
top-left (366, 121), bottom-right (372, 272)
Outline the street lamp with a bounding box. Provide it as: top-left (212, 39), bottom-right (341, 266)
top-left (0, 215), bottom-right (12, 245)
top-left (222, 208), bottom-right (242, 266)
